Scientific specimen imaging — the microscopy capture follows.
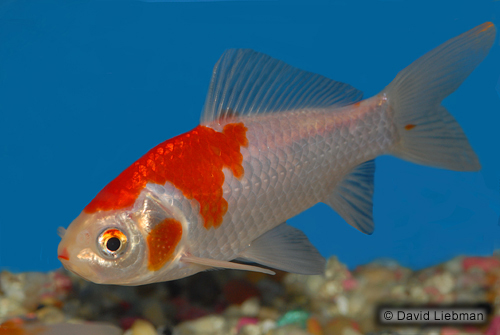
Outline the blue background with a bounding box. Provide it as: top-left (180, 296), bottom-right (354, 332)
top-left (0, 0), bottom-right (499, 273)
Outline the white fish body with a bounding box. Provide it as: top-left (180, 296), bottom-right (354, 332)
top-left (193, 98), bottom-right (393, 255)
top-left (58, 22), bottom-right (495, 285)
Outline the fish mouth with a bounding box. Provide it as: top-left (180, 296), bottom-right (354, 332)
top-left (58, 247), bottom-right (70, 261)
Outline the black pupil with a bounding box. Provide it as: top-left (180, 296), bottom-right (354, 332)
top-left (106, 237), bottom-right (121, 252)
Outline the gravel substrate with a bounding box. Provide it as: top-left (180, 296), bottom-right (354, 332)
top-left (1, 254), bottom-right (499, 335)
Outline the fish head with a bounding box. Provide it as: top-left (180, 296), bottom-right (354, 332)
top-left (57, 209), bottom-right (148, 285)
top-left (57, 186), bottom-right (188, 285)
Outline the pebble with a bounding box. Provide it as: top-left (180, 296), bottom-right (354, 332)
top-left (241, 297), bottom-right (260, 317)
top-left (236, 317), bottom-right (259, 333)
top-left (239, 323), bottom-right (262, 335)
top-left (0, 319), bottom-right (124, 335)
top-left (127, 319), bottom-right (157, 335)
top-left (342, 327), bottom-right (363, 335)
top-left (176, 315), bottom-right (227, 335)
top-left (323, 317), bottom-right (360, 335)
top-left (283, 273), bottom-right (325, 297)
top-left (440, 327), bottom-right (461, 335)
top-left (0, 271), bottom-right (67, 319)
top-left (276, 310), bottom-right (310, 328)
top-left (463, 257), bottom-right (500, 272)
top-left (268, 324), bottom-right (310, 335)
top-left (486, 315), bottom-right (500, 335)
top-left (260, 319), bottom-right (277, 334)
top-left (35, 306), bottom-right (65, 324)
top-left (424, 272), bottom-right (455, 295)
top-left (2, 254), bottom-right (500, 335)
top-left (258, 306), bottom-right (280, 320)
top-left (336, 295), bottom-right (349, 315)
top-left (142, 299), bottom-right (167, 326)
top-left (307, 316), bottom-right (323, 335)
top-left (223, 304), bottom-right (242, 318)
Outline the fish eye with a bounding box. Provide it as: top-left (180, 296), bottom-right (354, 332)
top-left (98, 228), bottom-right (128, 258)
top-left (106, 237), bottom-right (121, 251)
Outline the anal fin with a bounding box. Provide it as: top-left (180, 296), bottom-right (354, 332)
top-left (324, 160), bottom-right (375, 235)
top-left (238, 222), bottom-right (326, 275)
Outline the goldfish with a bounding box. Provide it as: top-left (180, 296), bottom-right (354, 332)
top-left (58, 22), bottom-right (495, 285)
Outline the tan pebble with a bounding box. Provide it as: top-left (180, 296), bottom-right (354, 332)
top-left (241, 297), bottom-right (260, 317)
top-left (44, 322), bottom-right (123, 335)
top-left (39, 296), bottom-right (62, 308)
top-left (342, 327), bottom-right (362, 335)
top-left (259, 319), bottom-right (276, 333)
top-left (409, 285), bottom-right (429, 303)
top-left (324, 257), bottom-right (350, 281)
top-left (0, 297), bottom-right (26, 319)
top-left (344, 293), bottom-right (365, 316)
top-left (359, 267), bottom-right (395, 284)
top-left (131, 319), bottom-right (156, 335)
top-left (268, 324), bottom-right (309, 335)
top-left (176, 315), bottom-right (227, 334)
top-left (240, 324), bottom-right (262, 335)
top-left (443, 256), bottom-right (464, 274)
top-left (305, 276), bottom-right (328, 296)
top-left (390, 284), bottom-right (406, 299)
top-left (78, 303), bottom-right (96, 319)
top-left (258, 307), bottom-right (280, 320)
top-left (35, 306), bottom-right (65, 324)
top-left (142, 300), bottom-right (167, 326)
top-left (319, 280), bottom-right (342, 299)
top-left (283, 273), bottom-right (325, 297)
top-left (224, 304), bottom-right (242, 317)
top-left (424, 272), bottom-right (455, 295)
top-left (323, 317), bottom-right (358, 335)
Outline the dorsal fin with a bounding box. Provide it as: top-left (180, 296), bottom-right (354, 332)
top-left (201, 49), bottom-right (363, 124)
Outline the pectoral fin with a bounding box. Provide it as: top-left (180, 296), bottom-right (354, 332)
top-left (238, 222), bottom-right (326, 275)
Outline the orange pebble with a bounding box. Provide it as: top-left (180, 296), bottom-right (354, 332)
top-left (307, 317), bottom-right (323, 335)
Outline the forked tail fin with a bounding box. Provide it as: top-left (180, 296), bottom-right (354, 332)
top-left (385, 22), bottom-right (496, 171)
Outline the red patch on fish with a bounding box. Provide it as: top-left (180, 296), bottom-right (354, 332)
top-left (147, 218), bottom-right (183, 271)
top-left (404, 124), bottom-right (416, 130)
top-left (84, 123), bottom-right (248, 229)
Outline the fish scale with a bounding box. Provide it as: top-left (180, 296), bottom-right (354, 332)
top-left (194, 97), bottom-right (395, 262)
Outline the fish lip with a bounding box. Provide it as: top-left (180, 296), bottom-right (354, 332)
top-left (58, 247), bottom-right (70, 261)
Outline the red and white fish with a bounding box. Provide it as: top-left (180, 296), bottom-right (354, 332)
top-left (58, 23), bottom-right (495, 285)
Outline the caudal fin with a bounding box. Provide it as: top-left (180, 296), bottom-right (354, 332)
top-left (385, 22), bottom-right (496, 171)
